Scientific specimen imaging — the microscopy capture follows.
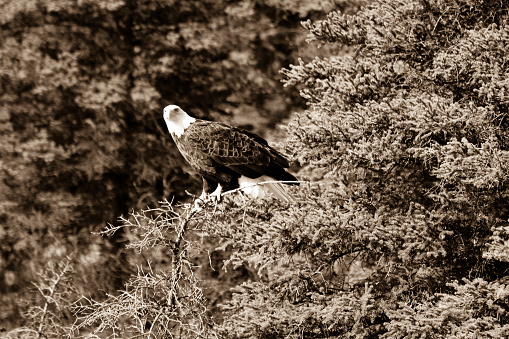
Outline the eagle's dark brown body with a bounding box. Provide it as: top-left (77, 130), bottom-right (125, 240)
top-left (173, 120), bottom-right (298, 194)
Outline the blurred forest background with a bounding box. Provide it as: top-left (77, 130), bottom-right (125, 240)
top-left (2, 0), bottom-right (509, 338)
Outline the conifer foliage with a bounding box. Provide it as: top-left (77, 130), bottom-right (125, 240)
top-left (212, 0), bottom-right (509, 337)
top-left (62, 0), bottom-right (509, 336)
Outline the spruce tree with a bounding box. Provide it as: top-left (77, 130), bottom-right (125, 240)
top-left (213, 0), bottom-right (509, 337)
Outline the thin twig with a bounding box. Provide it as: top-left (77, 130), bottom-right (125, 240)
top-left (220, 180), bottom-right (309, 197)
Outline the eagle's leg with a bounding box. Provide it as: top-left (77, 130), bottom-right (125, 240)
top-left (196, 179), bottom-right (222, 209)
top-left (199, 177), bottom-right (212, 201)
top-left (209, 183), bottom-right (222, 202)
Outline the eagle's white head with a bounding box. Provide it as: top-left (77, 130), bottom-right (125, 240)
top-left (163, 105), bottom-right (196, 138)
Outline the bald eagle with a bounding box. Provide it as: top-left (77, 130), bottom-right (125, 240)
top-left (163, 105), bottom-right (298, 202)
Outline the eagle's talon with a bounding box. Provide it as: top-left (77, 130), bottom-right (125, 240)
top-left (193, 184), bottom-right (222, 210)
top-left (193, 198), bottom-right (204, 211)
top-left (209, 184), bottom-right (223, 203)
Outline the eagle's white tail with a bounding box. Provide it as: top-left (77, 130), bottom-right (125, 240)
top-left (239, 175), bottom-right (296, 203)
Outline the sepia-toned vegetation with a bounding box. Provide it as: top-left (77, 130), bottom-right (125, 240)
top-left (2, 0), bottom-right (509, 338)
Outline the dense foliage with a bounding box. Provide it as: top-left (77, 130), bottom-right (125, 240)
top-left (3, 0), bottom-right (509, 337)
top-left (212, 0), bottom-right (509, 337)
